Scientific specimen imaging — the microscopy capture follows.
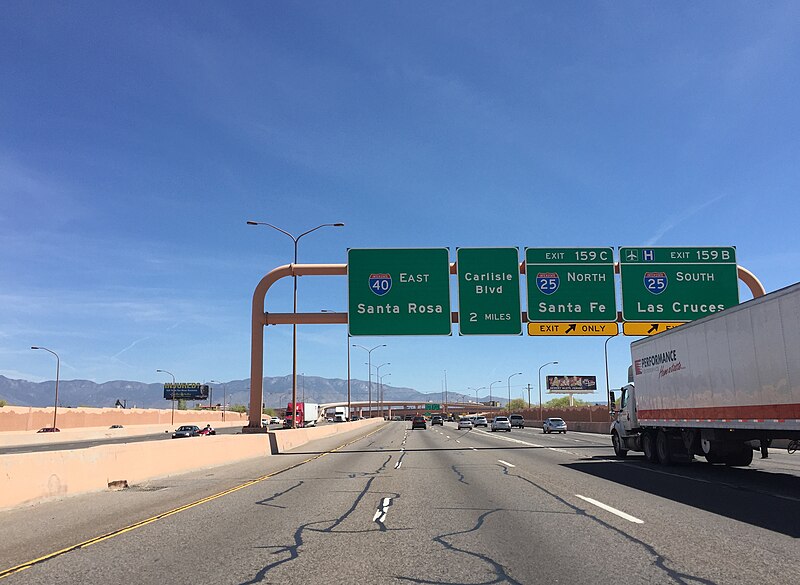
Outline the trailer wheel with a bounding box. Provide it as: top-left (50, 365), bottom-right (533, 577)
top-left (656, 430), bottom-right (674, 465)
top-left (726, 445), bottom-right (754, 467)
top-left (642, 432), bottom-right (659, 463)
top-left (612, 431), bottom-right (628, 458)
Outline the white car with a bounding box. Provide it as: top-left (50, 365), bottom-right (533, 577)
top-left (473, 416), bottom-right (488, 428)
top-left (543, 417), bottom-right (567, 434)
top-left (270, 416), bottom-right (281, 425)
top-left (491, 416), bottom-right (512, 432)
top-left (458, 417), bottom-right (473, 430)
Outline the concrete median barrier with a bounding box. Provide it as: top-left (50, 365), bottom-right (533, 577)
top-left (0, 418), bottom-right (384, 511)
top-left (269, 418), bottom-right (384, 453)
top-left (0, 434), bottom-right (270, 511)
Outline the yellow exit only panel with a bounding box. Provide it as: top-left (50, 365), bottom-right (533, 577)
top-left (527, 322), bottom-right (619, 336)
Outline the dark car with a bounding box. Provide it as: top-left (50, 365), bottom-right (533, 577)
top-left (37, 427), bottom-right (60, 433)
top-left (431, 415), bottom-right (443, 426)
top-left (109, 424), bottom-right (124, 429)
top-left (404, 415), bottom-right (414, 421)
top-left (411, 416), bottom-right (427, 430)
top-left (509, 414), bottom-right (525, 428)
top-left (172, 425), bottom-right (201, 438)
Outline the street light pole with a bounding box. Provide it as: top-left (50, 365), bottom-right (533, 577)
top-left (604, 335), bottom-right (616, 419)
top-left (507, 373), bottom-right (522, 414)
top-left (373, 363), bottom-right (390, 418)
top-left (247, 220), bottom-right (344, 428)
top-left (156, 369), bottom-right (176, 425)
top-left (489, 379), bottom-right (502, 406)
top-left (468, 386), bottom-right (486, 404)
top-left (379, 372), bottom-right (391, 418)
top-left (31, 346), bottom-right (60, 430)
top-left (347, 335), bottom-right (351, 420)
top-left (209, 380), bottom-right (226, 421)
top-left (352, 344), bottom-right (386, 418)
top-left (538, 361), bottom-right (559, 422)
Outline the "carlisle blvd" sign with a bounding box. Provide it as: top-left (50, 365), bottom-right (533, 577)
top-left (457, 247), bottom-right (522, 335)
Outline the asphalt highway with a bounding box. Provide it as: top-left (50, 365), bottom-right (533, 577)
top-left (2, 421), bottom-right (799, 584)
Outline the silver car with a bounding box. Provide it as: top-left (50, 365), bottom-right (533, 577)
top-left (543, 417), bottom-right (567, 434)
top-left (458, 417), bottom-right (473, 430)
top-left (491, 416), bottom-right (512, 432)
top-left (473, 416), bottom-right (488, 427)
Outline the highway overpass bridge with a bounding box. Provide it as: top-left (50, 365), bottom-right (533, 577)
top-left (316, 400), bottom-right (503, 418)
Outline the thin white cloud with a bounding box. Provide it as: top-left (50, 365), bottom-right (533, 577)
top-left (112, 336), bottom-right (152, 359)
top-left (645, 194), bottom-right (725, 246)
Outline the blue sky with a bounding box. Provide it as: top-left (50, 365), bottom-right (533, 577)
top-left (2, 2), bottom-right (799, 404)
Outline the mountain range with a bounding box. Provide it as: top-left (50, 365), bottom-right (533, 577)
top-left (0, 375), bottom-right (469, 409)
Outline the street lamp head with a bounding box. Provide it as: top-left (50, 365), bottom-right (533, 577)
top-left (246, 220), bottom-right (259, 225)
top-left (333, 222), bottom-right (345, 227)
top-left (31, 346), bottom-right (39, 350)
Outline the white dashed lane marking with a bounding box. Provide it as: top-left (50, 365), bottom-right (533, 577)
top-left (575, 495), bottom-right (643, 524)
top-left (373, 497), bottom-right (393, 523)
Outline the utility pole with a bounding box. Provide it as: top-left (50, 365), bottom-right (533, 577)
top-left (526, 383), bottom-right (532, 409)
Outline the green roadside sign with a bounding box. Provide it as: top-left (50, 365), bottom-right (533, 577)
top-left (348, 248), bottom-right (452, 336)
top-left (525, 247), bottom-right (617, 322)
top-left (457, 247), bottom-right (522, 335)
top-left (425, 403), bottom-right (441, 410)
top-left (619, 246), bottom-right (739, 322)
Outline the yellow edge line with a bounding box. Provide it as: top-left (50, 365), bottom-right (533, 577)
top-left (0, 423), bottom-right (387, 579)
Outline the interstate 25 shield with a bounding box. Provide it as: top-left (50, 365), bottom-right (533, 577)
top-left (643, 272), bottom-right (668, 295)
top-left (369, 273), bottom-right (392, 296)
top-left (536, 272), bottom-right (560, 295)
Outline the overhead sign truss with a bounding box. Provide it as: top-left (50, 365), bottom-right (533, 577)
top-left (247, 252), bottom-right (766, 429)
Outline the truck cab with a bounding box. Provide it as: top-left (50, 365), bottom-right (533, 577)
top-left (609, 384), bottom-right (639, 457)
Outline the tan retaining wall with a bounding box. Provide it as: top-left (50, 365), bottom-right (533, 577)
top-left (0, 405), bottom-right (247, 432)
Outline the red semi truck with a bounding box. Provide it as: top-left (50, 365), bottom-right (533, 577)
top-left (283, 402), bottom-right (320, 428)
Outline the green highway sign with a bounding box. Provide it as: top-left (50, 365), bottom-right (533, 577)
top-left (619, 246), bottom-right (739, 322)
top-left (525, 247), bottom-right (617, 322)
top-left (348, 248), bottom-right (452, 336)
top-left (425, 403), bottom-right (441, 410)
top-left (457, 247), bottom-right (522, 335)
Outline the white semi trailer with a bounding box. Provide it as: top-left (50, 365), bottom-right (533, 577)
top-left (610, 282), bottom-right (800, 466)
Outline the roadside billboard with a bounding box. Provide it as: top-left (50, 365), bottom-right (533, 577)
top-left (163, 383), bottom-right (210, 400)
top-left (546, 375), bottom-right (596, 394)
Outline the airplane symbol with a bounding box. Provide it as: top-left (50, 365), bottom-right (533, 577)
top-left (626, 250), bottom-right (638, 262)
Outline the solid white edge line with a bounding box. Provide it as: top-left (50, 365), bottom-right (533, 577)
top-left (497, 459), bottom-right (516, 468)
top-left (575, 495), bottom-right (644, 524)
